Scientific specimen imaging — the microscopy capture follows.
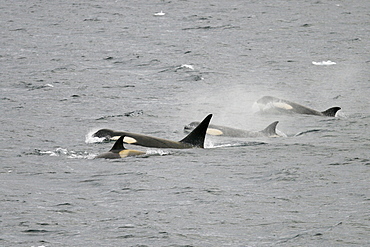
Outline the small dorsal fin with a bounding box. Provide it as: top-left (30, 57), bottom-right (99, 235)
top-left (260, 121), bottom-right (279, 137)
top-left (321, 107), bottom-right (341, 117)
top-left (180, 114), bottom-right (212, 148)
top-left (109, 135), bottom-right (126, 152)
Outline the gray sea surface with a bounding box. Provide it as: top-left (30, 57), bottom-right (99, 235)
top-left (1, 0), bottom-right (369, 246)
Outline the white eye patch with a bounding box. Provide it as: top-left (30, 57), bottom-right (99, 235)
top-left (273, 102), bottom-right (293, 110)
top-left (123, 136), bottom-right (137, 144)
top-left (206, 128), bottom-right (224, 136)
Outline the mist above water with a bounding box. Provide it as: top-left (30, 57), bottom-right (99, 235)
top-left (1, 1), bottom-right (369, 246)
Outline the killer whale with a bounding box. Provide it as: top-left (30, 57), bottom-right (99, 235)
top-left (93, 114), bottom-right (212, 149)
top-left (184, 121), bottom-right (281, 138)
top-left (96, 135), bottom-right (146, 159)
top-left (255, 96), bottom-right (341, 117)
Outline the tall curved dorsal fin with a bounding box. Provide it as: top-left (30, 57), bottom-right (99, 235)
top-left (180, 114), bottom-right (212, 148)
top-left (260, 121), bottom-right (279, 137)
top-left (109, 135), bottom-right (126, 152)
top-left (321, 107), bottom-right (341, 117)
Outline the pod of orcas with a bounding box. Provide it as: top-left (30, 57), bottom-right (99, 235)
top-left (95, 96), bottom-right (341, 159)
top-left (96, 114), bottom-right (213, 159)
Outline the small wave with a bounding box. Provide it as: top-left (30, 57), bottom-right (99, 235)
top-left (28, 148), bottom-right (95, 159)
top-left (294, 129), bottom-right (327, 136)
top-left (96, 110), bottom-right (143, 120)
top-left (182, 24), bottom-right (237, 31)
top-left (206, 141), bottom-right (266, 148)
top-left (160, 64), bottom-right (196, 73)
top-left (18, 81), bottom-right (55, 90)
top-left (29, 146), bottom-right (171, 159)
top-left (145, 149), bottom-right (172, 156)
top-left (23, 229), bottom-right (51, 233)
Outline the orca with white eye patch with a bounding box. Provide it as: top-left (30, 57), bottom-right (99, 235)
top-left (93, 114), bottom-right (212, 149)
top-left (95, 135), bottom-right (146, 159)
top-left (184, 121), bottom-right (281, 138)
top-left (255, 96), bottom-right (341, 117)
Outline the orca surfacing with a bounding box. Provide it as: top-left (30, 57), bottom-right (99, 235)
top-left (93, 114), bottom-right (213, 149)
top-left (256, 96), bottom-right (341, 117)
top-left (96, 135), bottom-right (146, 159)
top-left (184, 121), bottom-right (281, 138)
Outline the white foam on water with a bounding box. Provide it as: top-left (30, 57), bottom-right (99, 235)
top-left (37, 147), bottom-right (95, 159)
top-left (145, 149), bottom-right (172, 156)
top-left (85, 129), bottom-right (107, 144)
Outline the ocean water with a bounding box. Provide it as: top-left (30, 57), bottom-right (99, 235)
top-left (1, 0), bottom-right (369, 246)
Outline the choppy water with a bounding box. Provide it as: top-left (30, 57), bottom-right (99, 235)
top-left (1, 0), bottom-right (369, 246)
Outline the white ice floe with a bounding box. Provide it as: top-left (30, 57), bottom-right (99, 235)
top-left (312, 60), bottom-right (336, 65)
top-left (154, 11), bottom-right (165, 16)
top-left (180, 64), bottom-right (194, 70)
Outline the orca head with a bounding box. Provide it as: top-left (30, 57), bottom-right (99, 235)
top-left (93, 129), bottom-right (116, 139)
top-left (183, 121), bottom-right (200, 133)
top-left (256, 96), bottom-right (283, 112)
top-left (257, 96), bottom-right (277, 104)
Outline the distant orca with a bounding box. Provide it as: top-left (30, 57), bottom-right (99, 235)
top-left (96, 135), bottom-right (146, 159)
top-left (255, 96), bottom-right (341, 117)
top-left (184, 121), bottom-right (281, 138)
top-left (93, 114), bottom-right (212, 149)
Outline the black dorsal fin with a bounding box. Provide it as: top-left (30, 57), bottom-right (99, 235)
top-left (109, 135), bottom-right (126, 152)
top-left (180, 114), bottom-right (212, 148)
top-left (260, 121), bottom-right (279, 136)
top-left (321, 107), bottom-right (341, 117)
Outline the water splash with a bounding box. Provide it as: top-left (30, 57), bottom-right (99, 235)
top-left (335, 110), bottom-right (348, 118)
top-left (85, 129), bottom-right (107, 144)
top-left (276, 129), bottom-right (288, 137)
top-left (145, 149), bottom-right (172, 156)
top-left (27, 148), bottom-right (95, 159)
